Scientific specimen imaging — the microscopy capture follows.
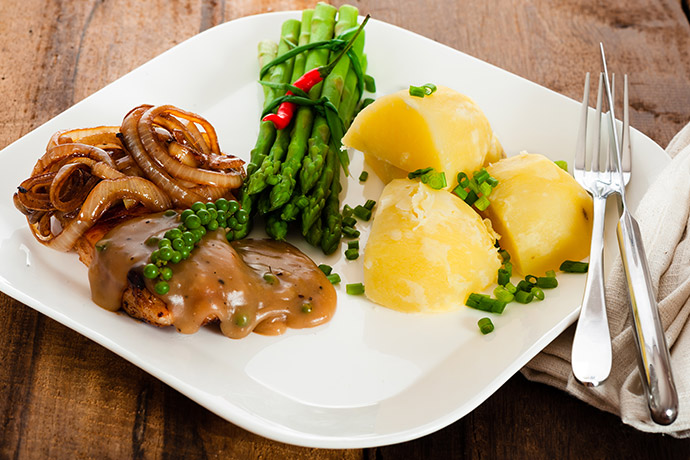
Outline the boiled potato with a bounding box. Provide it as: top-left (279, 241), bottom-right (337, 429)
top-left (483, 153), bottom-right (593, 276)
top-left (363, 179), bottom-right (502, 313)
top-left (343, 86), bottom-right (503, 184)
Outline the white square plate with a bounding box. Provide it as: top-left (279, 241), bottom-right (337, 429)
top-left (0, 11), bottom-right (668, 448)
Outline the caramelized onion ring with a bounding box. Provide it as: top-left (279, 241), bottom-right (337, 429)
top-left (37, 177), bottom-right (172, 251)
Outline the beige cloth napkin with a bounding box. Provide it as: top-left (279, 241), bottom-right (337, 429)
top-left (521, 122), bottom-right (690, 437)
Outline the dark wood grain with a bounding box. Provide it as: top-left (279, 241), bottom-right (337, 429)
top-left (1, 1), bottom-right (690, 458)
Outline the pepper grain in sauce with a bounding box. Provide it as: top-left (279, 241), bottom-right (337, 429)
top-left (88, 212), bottom-right (336, 338)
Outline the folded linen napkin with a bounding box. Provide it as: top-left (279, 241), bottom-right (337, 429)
top-left (522, 121), bottom-right (690, 437)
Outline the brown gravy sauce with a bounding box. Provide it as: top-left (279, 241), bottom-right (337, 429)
top-left (88, 212), bottom-right (337, 338)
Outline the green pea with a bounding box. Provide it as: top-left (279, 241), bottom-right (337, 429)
top-left (180, 209), bottom-right (194, 222)
top-left (205, 202), bottom-right (216, 211)
top-left (181, 231), bottom-right (195, 246)
top-left (207, 219), bottom-right (219, 231)
top-left (150, 250), bottom-right (160, 264)
top-left (216, 210), bottom-right (226, 222)
top-left (158, 238), bottom-right (171, 249)
top-left (158, 247), bottom-right (173, 261)
top-left (185, 214), bottom-right (201, 229)
top-left (196, 209), bottom-right (211, 225)
top-left (227, 217), bottom-right (238, 229)
top-left (227, 200), bottom-right (239, 215)
top-left (172, 238), bottom-right (185, 251)
top-left (145, 236), bottom-right (159, 247)
top-left (235, 314), bottom-right (249, 327)
top-left (207, 208), bottom-right (218, 220)
top-left (170, 251), bottom-right (182, 264)
top-left (226, 230), bottom-right (235, 242)
top-left (192, 227), bottom-right (205, 242)
top-left (301, 303), bottom-right (313, 314)
top-left (236, 209), bottom-right (249, 224)
top-left (263, 272), bottom-right (277, 284)
top-left (215, 198), bottom-right (229, 211)
top-left (165, 228), bottom-right (182, 240)
top-left (143, 263), bottom-right (159, 279)
top-left (180, 248), bottom-right (190, 260)
top-left (163, 209), bottom-right (177, 217)
top-left (154, 281), bottom-right (170, 295)
top-left (191, 201), bottom-right (206, 212)
top-left (160, 266), bottom-right (173, 280)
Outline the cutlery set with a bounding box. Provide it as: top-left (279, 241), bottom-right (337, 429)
top-left (570, 44), bottom-right (678, 425)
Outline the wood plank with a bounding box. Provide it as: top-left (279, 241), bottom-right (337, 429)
top-left (1, 0), bottom-right (690, 458)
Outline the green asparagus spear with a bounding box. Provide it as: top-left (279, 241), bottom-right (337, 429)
top-left (301, 144), bottom-right (336, 232)
top-left (304, 216), bottom-right (324, 247)
top-left (320, 161), bottom-right (342, 254)
top-left (299, 5), bottom-right (359, 193)
top-left (245, 19), bottom-right (301, 193)
top-left (268, 2), bottom-right (337, 210)
top-left (280, 194), bottom-right (308, 222)
top-left (265, 212), bottom-right (288, 241)
top-left (257, 40), bottom-right (279, 110)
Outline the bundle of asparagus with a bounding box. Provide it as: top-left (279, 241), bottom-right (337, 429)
top-left (237, 2), bottom-right (370, 254)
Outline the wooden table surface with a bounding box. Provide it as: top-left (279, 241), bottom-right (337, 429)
top-left (2, 0), bottom-right (690, 458)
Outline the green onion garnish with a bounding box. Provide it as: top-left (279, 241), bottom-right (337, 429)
top-left (560, 260), bottom-right (589, 273)
top-left (452, 185), bottom-right (469, 200)
top-left (505, 282), bottom-right (517, 294)
top-left (327, 273), bottom-right (341, 284)
top-left (318, 264), bottom-right (332, 276)
top-left (536, 276), bottom-right (558, 289)
top-left (497, 268), bottom-right (511, 286)
top-left (498, 250), bottom-right (510, 263)
top-left (342, 216), bottom-right (357, 228)
top-left (478, 317), bottom-right (495, 335)
top-left (359, 171), bottom-right (369, 182)
top-left (494, 286), bottom-right (515, 303)
top-left (345, 248), bottom-right (359, 260)
top-left (545, 270), bottom-right (557, 278)
top-left (514, 290), bottom-right (534, 304)
top-left (465, 293), bottom-right (507, 313)
top-left (346, 283), bottom-right (365, 295)
top-left (474, 196), bottom-right (491, 211)
top-left (354, 205), bottom-right (372, 221)
top-left (348, 240), bottom-right (359, 249)
top-left (473, 168), bottom-right (490, 184)
top-left (554, 160), bottom-right (568, 172)
top-left (408, 167), bottom-right (434, 179)
top-left (364, 199), bottom-right (376, 210)
top-left (531, 287), bottom-right (545, 301)
top-left (409, 85), bottom-right (426, 98)
top-left (342, 226), bottom-right (360, 238)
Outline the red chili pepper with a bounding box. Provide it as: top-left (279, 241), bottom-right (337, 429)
top-left (262, 68), bottom-right (323, 130)
top-left (262, 14), bottom-right (370, 130)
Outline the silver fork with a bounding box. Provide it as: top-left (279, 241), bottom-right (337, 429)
top-left (599, 46), bottom-right (678, 425)
top-left (570, 71), bottom-right (614, 387)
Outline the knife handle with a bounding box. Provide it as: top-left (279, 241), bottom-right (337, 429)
top-left (617, 209), bottom-right (678, 425)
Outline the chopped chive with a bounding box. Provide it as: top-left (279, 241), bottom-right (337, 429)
top-left (422, 83), bottom-right (437, 95)
top-left (364, 199), bottom-right (376, 210)
top-left (497, 268), bottom-right (511, 286)
top-left (554, 160), bottom-right (568, 172)
top-left (409, 85), bottom-right (426, 98)
top-left (473, 168), bottom-right (490, 184)
top-left (499, 249), bottom-right (511, 263)
top-left (359, 171), bottom-right (369, 182)
top-left (457, 172), bottom-right (470, 188)
top-left (318, 264), bottom-right (332, 276)
top-left (464, 190), bottom-right (479, 206)
top-left (516, 280), bottom-right (533, 292)
top-left (348, 240), bottom-right (359, 249)
top-left (479, 181), bottom-right (493, 197)
top-left (342, 204), bottom-right (354, 218)
top-left (354, 205), bottom-right (372, 221)
top-left (514, 290), bottom-right (534, 304)
top-left (560, 260), bottom-right (589, 273)
top-left (486, 176), bottom-right (499, 187)
top-left (408, 167), bottom-right (434, 179)
top-left (531, 287), bottom-right (545, 300)
top-left (494, 285), bottom-right (514, 303)
top-left (452, 185), bottom-right (469, 200)
top-left (505, 282), bottom-right (517, 294)
top-left (426, 172), bottom-right (447, 190)
top-left (342, 226), bottom-right (360, 238)
top-left (478, 317), bottom-right (495, 335)
top-left (342, 216), bottom-right (357, 227)
top-left (536, 276), bottom-right (558, 289)
top-left (346, 283), bottom-right (365, 295)
top-left (327, 273), bottom-right (341, 284)
top-left (465, 293), bottom-right (506, 313)
top-left (504, 262), bottom-right (513, 276)
top-left (345, 248), bottom-right (359, 260)
top-left (474, 195), bottom-right (491, 211)
top-left (525, 275), bottom-right (538, 284)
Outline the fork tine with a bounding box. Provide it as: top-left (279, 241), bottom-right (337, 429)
top-left (575, 72), bottom-right (590, 173)
top-left (622, 74), bottom-right (631, 179)
top-left (592, 72), bottom-right (604, 172)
